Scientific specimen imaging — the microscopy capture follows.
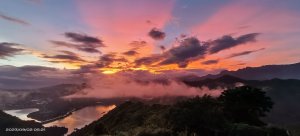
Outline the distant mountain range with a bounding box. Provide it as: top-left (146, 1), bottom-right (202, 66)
top-left (0, 84), bottom-right (84, 108)
top-left (201, 62), bottom-right (300, 80)
top-left (0, 65), bottom-right (83, 89)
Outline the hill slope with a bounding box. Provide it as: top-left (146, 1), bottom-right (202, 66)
top-left (70, 93), bottom-right (289, 136)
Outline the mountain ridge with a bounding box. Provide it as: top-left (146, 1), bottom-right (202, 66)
top-left (200, 62), bottom-right (300, 80)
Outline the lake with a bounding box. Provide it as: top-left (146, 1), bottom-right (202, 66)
top-left (4, 108), bottom-right (39, 122)
top-left (44, 105), bottom-right (116, 135)
top-left (3, 105), bottom-right (116, 135)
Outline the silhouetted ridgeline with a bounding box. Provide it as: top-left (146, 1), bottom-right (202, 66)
top-left (0, 110), bottom-right (67, 136)
top-left (70, 86), bottom-right (290, 136)
top-left (201, 62), bottom-right (300, 80)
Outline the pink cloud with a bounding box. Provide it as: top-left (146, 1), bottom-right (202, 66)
top-left (66, 71), bottom-right (223, 99)
top-left (76, 0), bottom-right (175, 54)
top-left (190, 1), bottom-right (300, 68)
top-left (192, 1), bottom-right (300, 40)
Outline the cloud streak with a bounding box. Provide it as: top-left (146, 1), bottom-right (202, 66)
top-left (74, 53), bottom-right (129, 74)
top-left (226, 48), bottom-right (265, 59)
top-left (0, 42), bottom-right (24, 59)
top-left (41, 50), bottom-right (87, 64)
top-left (134, 54), bottom-right (165, 67)
top-left (64, 32), bottom-right (104, 47)
top-left (50, 40), bottom-right (101, 54)
top-left (0, 13), bottom-right (30, 26)
top-left (123, 50), bottom-right (139, 56)
top-left (202, 59), bottom-right (219, 65)
top-left (209, 33), bottom-right (260, 54)
top-left (50, 32), bottom-right (104, 54)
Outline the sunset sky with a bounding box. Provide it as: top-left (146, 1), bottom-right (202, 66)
top-left (1, 0), bottom-right (300, 74)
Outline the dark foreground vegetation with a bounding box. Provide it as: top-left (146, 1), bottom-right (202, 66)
top-left (70, 86), bottom-right (290, 136)
top-left (0, 110), bottom-right (67, 136)
top-left (182, 75), bottom-right (300, 135)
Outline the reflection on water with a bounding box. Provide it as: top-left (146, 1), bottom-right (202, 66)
top-left (4, 108), bottom-right (39, 121)
top-left (44, 105), bottom-right (116, 135)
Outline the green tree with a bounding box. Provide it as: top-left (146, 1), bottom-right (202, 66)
top-left (219, 86), bottom-right (273, 126)
top-left (169, 95), bottom-right (228, 135)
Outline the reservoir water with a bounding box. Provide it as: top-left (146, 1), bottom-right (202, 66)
top-left (4, 108), bottom-right (39, 121)
top-left (44, 105), bottom-right (116, 135)
top-left (4, 105), bottom-right (116, 135)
